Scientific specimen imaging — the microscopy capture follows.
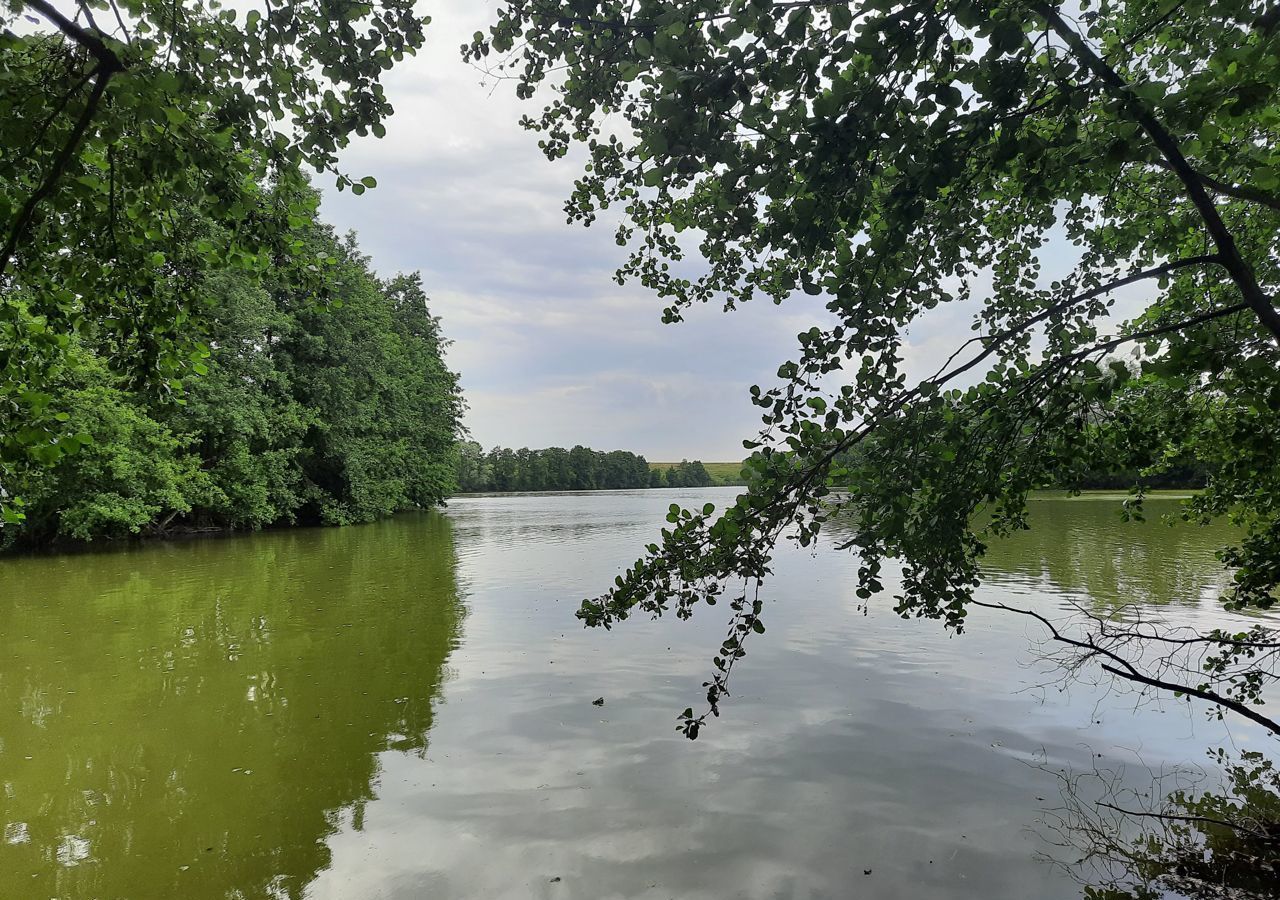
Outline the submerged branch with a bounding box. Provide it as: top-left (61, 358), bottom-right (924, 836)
top-left (970, 599), bottom-right (1280, 738)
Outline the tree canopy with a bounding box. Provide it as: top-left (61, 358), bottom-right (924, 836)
top-left (1, 0), bottom-right (425, 521)
top-left (5, 190), bottom-right (463, 546)
top-left (658, 458), bottom-right (716, 487)
top-left (453, 443), bottom-right (719, 492)
top-left (469, 0), bottom-right (1280, 738)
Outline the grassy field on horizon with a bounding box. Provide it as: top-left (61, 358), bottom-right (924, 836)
top-left (648, 461), bottom-right (747, 485)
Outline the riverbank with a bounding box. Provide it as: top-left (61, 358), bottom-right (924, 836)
top-left (0, 485), bottom-right (1205, 556)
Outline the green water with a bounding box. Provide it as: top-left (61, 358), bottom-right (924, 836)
top-left (0, 491), bottom-right (1266, 899)
top-left (0, 517), bottom-right (461, 899)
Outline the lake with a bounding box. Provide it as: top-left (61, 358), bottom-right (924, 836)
top-left (0, 489), bottom-right (1268, 899)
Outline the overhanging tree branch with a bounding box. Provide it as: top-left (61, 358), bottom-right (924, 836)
top-left (24, 0), bottom-right (123, 68)
top-left (1067, 301), bottom-right (1250, 359)
top-left (0, 1), bottom-right (125, 278)
top-left (1151, 159), bottom-right (1280, 213)
top-left (928, 254), bottom-right (1224, 385)
top-left (1033, 1), bottom-right (1280, 343)
top-left (0, 66), bottom-right (114, 277)
top-left (971, 599), bottom-right (1280, 738)
top-left (1099, 663), bottom-right (1280, 738)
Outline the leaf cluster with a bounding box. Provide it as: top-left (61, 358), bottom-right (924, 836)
top-left (5, 185), bottom-right (463, 545)
top-left (1, 0), bottom-right (425, 515)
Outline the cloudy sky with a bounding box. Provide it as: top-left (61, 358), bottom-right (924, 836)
top-left (316, 1), bottom-right (849, 461)
top-left (318, 2), bottom-right (1123, 461)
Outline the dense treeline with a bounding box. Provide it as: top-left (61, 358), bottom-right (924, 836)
top-left (454, 442), bottom-right (715, 492)
top-left (3, 191), bottom-right (462, 548)
top-left (653, 460), bottom-right (717, 489)
top-left (1060, 466), bottom-right (1209, 491)
top-left (0, 4), bottom-right (426, 526)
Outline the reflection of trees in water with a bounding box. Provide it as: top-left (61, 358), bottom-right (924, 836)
top-left (826, 495), bottom-right (1279, 895)
top-left (975, 497), bottom-right (1236, 609)
top-left (956, 499), bottom-right (1278, 896)
top-left (1041, 752), bottom-right (1280, 900)
top-left (820, 496), bottom-right (1235, 609)
top-left (0, 512), bottom-right (463, 899)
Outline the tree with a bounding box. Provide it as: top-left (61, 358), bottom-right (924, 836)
top-left (601, 448), bottom-right (652, 487)
top-left (5, 189), bottom-right (463, 545)
top-left (568, 444), bottom-right (600, 490)
top-left (544, 445), bottom-right (574, 489)
top-left (13, 348), bottom-right (206, 542)
top-left (253, 222), bottom-right (462, 526)
top-left (1, 0), bottom-right (425, 522)
top-left (380, 272), bottom-right (465, 508)
top-left (682, 460), bottom-right (714, 487)
top-left (489, 447), bottom-right (519, 491)
top-left (659, 460), bottom-right (714, 488)
top-left (470, 1), bottom-right (1280, 745)
top-left (455, 441), bottom-right (492, 492)
top-left (164, 269), bottom-right (311, 531)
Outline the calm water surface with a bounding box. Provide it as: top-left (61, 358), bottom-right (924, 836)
top-left (0, 490), bottom-right (1270, 899)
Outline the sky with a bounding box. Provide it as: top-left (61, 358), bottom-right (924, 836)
top-left (316, 2), bottom-right (1126, 461)
top-left (317, 1), bottom-right (844, 462)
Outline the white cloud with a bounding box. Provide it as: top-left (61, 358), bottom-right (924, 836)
top-left (317, 2), bottom-right (1111, 460)
top-left (314, 1), bottom-right (834, 460)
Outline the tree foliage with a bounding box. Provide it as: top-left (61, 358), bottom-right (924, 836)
top-left (455, 441), bottom-right (681, 492)
top-left (6, 192), bottom-right (462, 546)
top-left (1, 0), bottom-right (425, 518)
top-left (469, 0), bottom-right (1280, 739)
top-left (657, 458), bottom-right (716, 487)
top-left (16, 347), bottom-right (206, 540)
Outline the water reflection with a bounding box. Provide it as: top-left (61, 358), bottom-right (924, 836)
top-left (977, 494), bottom-right (1235, 608)
top-left (1042, 751), bottom-right (1280, 900)
top-left (0, 490), bottom-right (1271, 899)
top-left (0, 513), bottom-right (462, 899)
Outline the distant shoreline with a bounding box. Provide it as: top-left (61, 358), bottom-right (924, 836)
top-left (450, 486), bottom-right (1198, 500)
top-left (647, 461), bottom-right (747, 486)
top-left (450, 484), bottom-right (746, 499)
